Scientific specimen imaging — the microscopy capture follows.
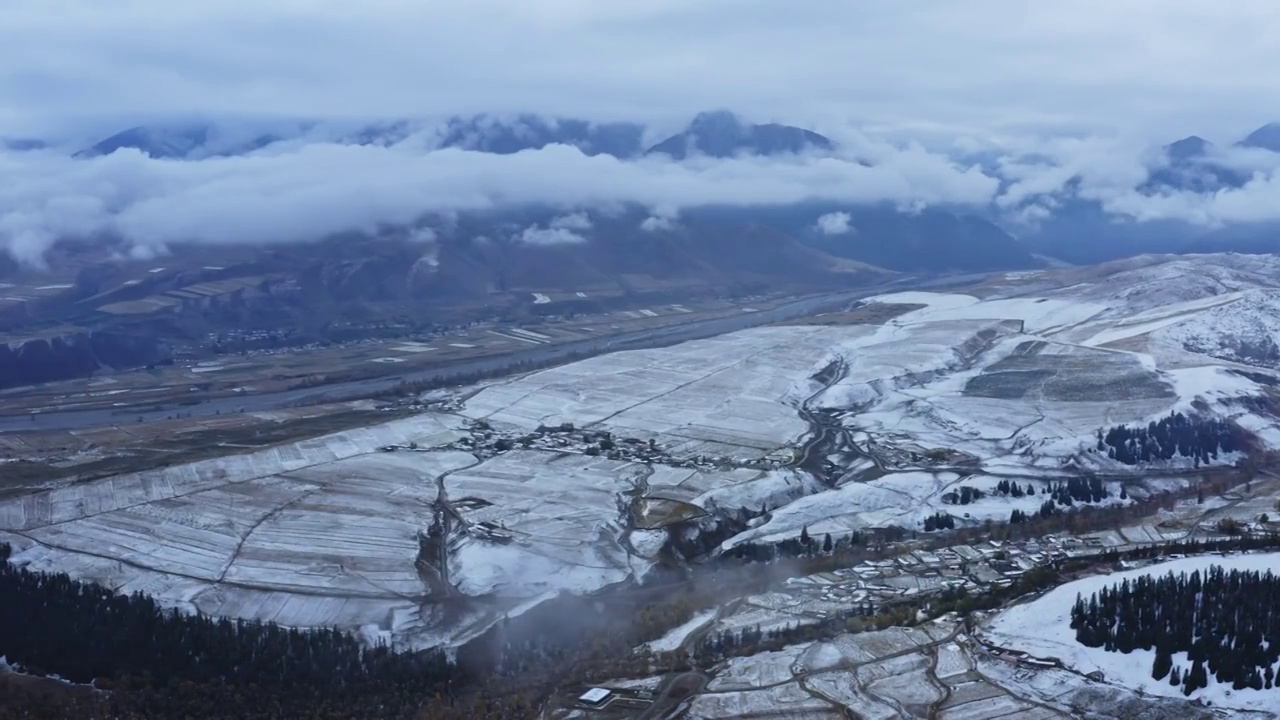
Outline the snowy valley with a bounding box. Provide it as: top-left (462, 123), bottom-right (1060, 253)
top-left (6, 253), bottom-right (1280, 717)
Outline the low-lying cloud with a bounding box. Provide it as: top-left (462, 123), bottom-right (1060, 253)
top-left (12, 125), bottom-right (1280, 266)
top-left (0, 138), bottom-right (1000, 265)
top-left (518, 212), bottom-right (593, 245)
top-left (989, 133), bottom-right (1280, 229)
top-left (549, 212), bottom-right (592, 231)
top-left (1102, 175), bottom-right (1280, 227)
top-left (815, 211), bottom-right (854, 235)
top-left (517, 225), bottom-right (586, 246)
top-left (640, 215), bottom-right (676, 232)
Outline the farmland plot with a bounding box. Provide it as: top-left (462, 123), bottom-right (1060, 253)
top-left (462, 324), bottom-right (878, 457)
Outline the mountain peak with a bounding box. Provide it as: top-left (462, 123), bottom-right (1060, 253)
top-left (647, 111), bottom-right (833, 160)
top-left (73, 121), bottom-right (308, 160)
top-left (437, 114), bottom-right (644, 157)
top-left (75, 123), bottom-right (213, 159)
top-left (1165, 135), bottom-right (1212, 161)
top-left (1238, 122), bottom-right (1280, 152)
top-left (688, 110), bottom-right (746, 137)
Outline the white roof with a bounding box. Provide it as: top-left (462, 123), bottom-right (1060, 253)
top-left (579, 688), bottom-right (612, 703)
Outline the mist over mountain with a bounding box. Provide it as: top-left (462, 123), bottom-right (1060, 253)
top-left (1238, 122), bottom-right (1280, 152)
top-left (69, 110), bottom-right (831, 161)
top-left (8, 109), bottom-right (1280, 276)
top-left (644, 110), bottom-right (833, 160)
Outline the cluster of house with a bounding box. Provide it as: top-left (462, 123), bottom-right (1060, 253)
top-left (418, 419), bottom-right (792, 472)
top-left (791, 535), bottom-right (1117, 612)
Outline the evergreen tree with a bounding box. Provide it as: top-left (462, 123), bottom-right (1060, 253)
top-left (1152, 648), bottom-right (1173, 681)
top-left (1189, 658), bottom-right (1208, 693)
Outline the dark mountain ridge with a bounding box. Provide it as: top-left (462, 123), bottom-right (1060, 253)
top-left (71, 110), bottom-right (830, 161)
top-left (645, 110), bottom-right (833, 160)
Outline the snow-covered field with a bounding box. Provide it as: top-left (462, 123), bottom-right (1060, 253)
top-left (462, 324), bottom-right (876, 458)
top-left (983, 552), bottom-right (1280, 713)
top-left (0, 412), bottom-right (681, 648)
top-left (451, 254), bottom-right (1280, 555)
top-left (442, 450), bottom-right (650, 597)
top-left (8, 253), bottom-right (1280, 653)
top-left (622, 619), bottom-right (1005, 719)
top-left (0, 415), bottom-right (488, 644)
top-left (814, 287), bottom-right (1277, 476)
top-left (723, 471), bottom-right (1137, 548)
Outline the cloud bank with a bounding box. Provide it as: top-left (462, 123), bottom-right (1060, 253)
top-left (0, 139), bottom-right (999, 264)
top-left (10, 130), bottom-right (1280, 265)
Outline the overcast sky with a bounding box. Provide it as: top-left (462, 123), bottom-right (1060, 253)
top-left (6, 0), bottom-right (1280, 141)
top-left (6, 1), bottom-right (1280, 265)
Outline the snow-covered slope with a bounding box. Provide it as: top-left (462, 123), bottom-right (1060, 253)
top-left (1018, 253), bottom-right (1280, 315)
top-left (1156, 289), bottom-right (1280, 367)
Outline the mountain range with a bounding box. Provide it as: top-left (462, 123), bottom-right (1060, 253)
top-left (70, 109), bottom-right (836, 162)
top-left (49, 110), bottom-right (1029, 282)
top-left (10, 110), bottom-right (1280, 281)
